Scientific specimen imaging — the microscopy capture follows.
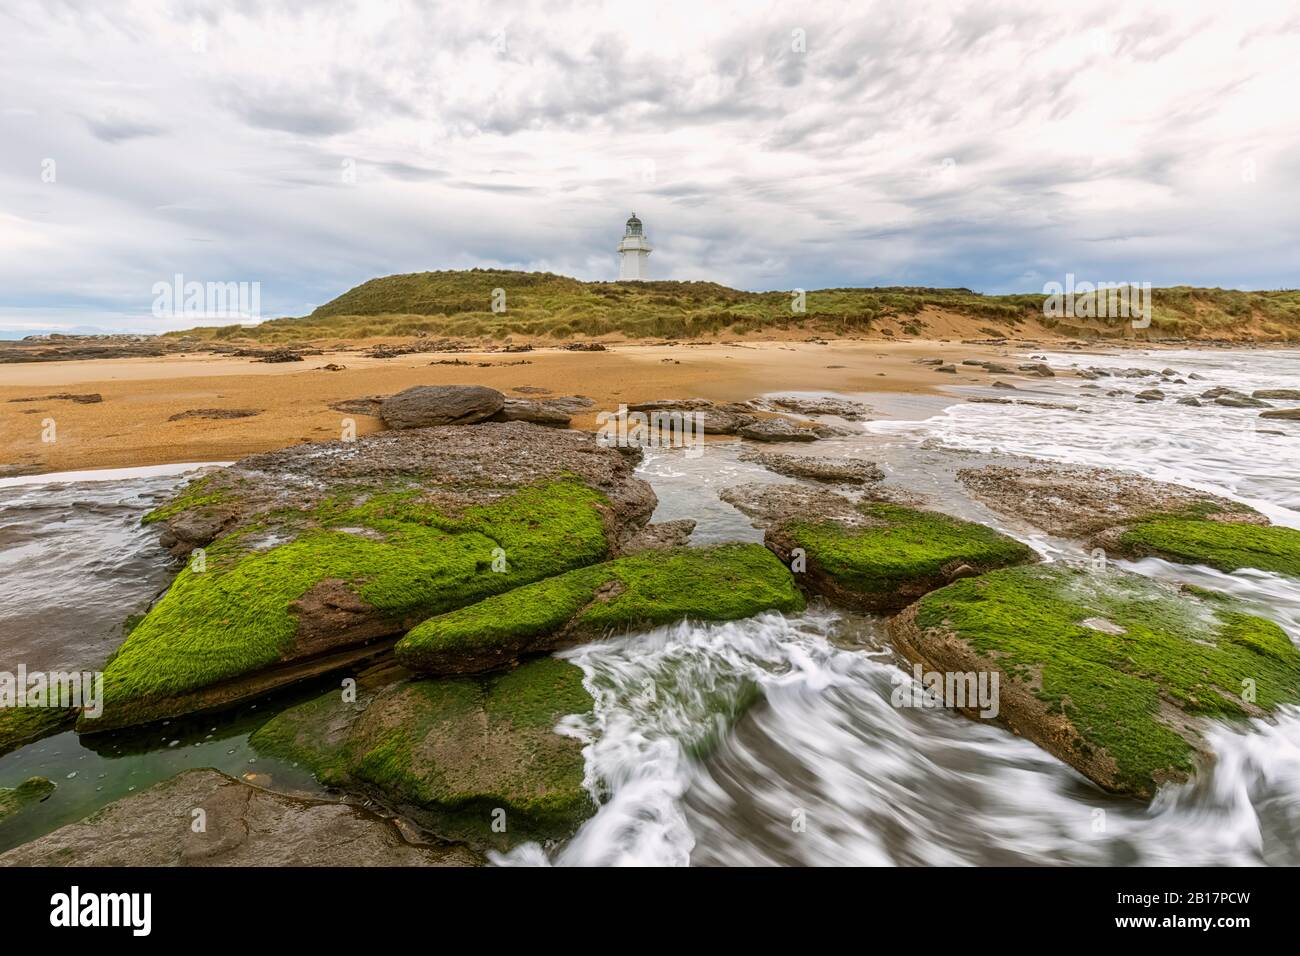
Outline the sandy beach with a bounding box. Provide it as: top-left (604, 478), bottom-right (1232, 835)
top-left (0, 338), bottom-right (1052, 475)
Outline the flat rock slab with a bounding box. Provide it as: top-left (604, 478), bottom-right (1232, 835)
top-left (954, 462), bottom-right (1300, 576)
top-left (748, 395), bottom-right (872, 420)
top-left (167, 408), bottom-right (260, 421)
top-left (736, 418), bottom-right (820, 442)
top-left (742, 451), bottom-right (884, 484)
top-left (0, 769), bottom-right (475, 866)
top-left (957, 462), bottom-right (1262, 542)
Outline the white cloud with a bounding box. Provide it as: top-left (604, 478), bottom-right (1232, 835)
top-left (0, 0), bottom-right (1297, 335)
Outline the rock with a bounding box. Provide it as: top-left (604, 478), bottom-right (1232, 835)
top-left (379, 385), bottom-right (505, 428)
top-left (741, 451), bottom-right (884, 484)
top-left (0, 769), bottom-right (475, 866)
top-left (321, 363), bottom-right (347, 371)
top-left (935, 364), bottom-right (958, 374)
top-left (1135, 389), bottom-right (1165, 401)
top-left (492, 398), bottom-right (571, 428)
top-left (620, 518), bottom-right (696, 552)
top-left (624, 399), bottom-right (752, 435)
top-left (1260, 408), bottom-right (1300, 421)
top-left (541, 395), bottom-right (596, 414)
top-left (969, 398), bottom-right (1079, 411)
top-left (1200, 387), bottom-right (1247, 400)
top-left (257, 349), bottom-right (305, 363)
top-left (736, 418), bottom-right (820, 442)
top-left (749, 395), bottom-right (872, 420)
top-left (991, 380), bottom-right (1018, 390)
top-left (982, 363), bottom-right (1014, 374)
top-left (0, 706), bottom-right (77, 758)
top-left (167, 408), bottom-right (260, 421)
top-left (1253, 389), bottom-right (1300, 400)
top-left (1176, 397), bottom-right (1201, 406)
top-left (888, 564), bottom-right (1300, 798)
top-left (0, 777), bottom-right (54, 823)
top-left (564, 341), bottom-right (607, 351)
top-left (250, 658), bottom-right (595, 849)
top-left (1017, 363), bottom-right (1055, 377)
top-left (92, 422), bottom-right (657, 732)
top-left (8, 392), bottom-right (103, 405)
top-left (329, 397), bottom-right (385, 417)
top-left (956, 462), bottom-right (1297, 575)
top-left (1215, 396), bottom-right (1270, 408)
top-left (720, 483), bottom-right (1036, 612)
top-left (397, 544), bottom-right (803, 675)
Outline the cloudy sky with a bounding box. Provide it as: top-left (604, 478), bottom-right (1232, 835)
top-left (2, 0), bottom-right (1298, 335)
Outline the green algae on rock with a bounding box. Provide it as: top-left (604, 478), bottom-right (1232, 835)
top-left (721, 483), bottom-right (1036, 611)
top-left (397, 543), bottom-right (805, 675)
top-left (0, 706), bottom-right (77, 758)
top-left (250, 657), bottom-right (595, 849)
top-left (958, 462), bottom-right (1298, 578)
top-left (89, 422), bottom-right (659, 733)
top-left (0, 776), bottom-right (55, 823)
top-left (888, 564), bottom-right (1300, 798)
top-left (1117, 517), bottom-right (1300, 578)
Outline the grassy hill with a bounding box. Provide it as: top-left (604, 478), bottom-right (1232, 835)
top-left (170, 270), bottom-right (1300, 343)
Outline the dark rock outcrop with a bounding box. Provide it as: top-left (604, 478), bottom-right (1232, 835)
top-left (379, 385), bottom-right (505, 428)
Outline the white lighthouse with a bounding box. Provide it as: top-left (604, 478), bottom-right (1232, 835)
top-left (617, 212), bottom-right (652, 280)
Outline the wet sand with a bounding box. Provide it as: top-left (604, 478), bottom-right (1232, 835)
top-left (0, 338), bottom-right (1045, 474)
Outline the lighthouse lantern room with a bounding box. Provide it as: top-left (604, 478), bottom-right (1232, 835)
top-left (617, 213), bottom-right (652, 280)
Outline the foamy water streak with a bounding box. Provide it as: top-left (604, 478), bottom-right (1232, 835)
top-left (497, 610), bottom-right (1300, 866)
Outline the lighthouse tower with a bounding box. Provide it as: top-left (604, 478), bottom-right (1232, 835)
top-left (617, 212), bottom-right (652, 280)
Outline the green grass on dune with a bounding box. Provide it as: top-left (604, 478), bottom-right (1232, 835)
top-left (1119, 518), bottom-right (1300, 578)
top-left (914, 564), bottom-right (1300, 795)
top-left (165, 270), bottom-right (1300, 343)
top-left (99, 481), bottom-right (612, 720)
top-left (396, 543), bottom-right (805, 673)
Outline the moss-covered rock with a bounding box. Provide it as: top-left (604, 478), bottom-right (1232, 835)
top-left (722, 483), bottom-right (1036, 611)
top-left (958, 462), bottom-right (1298, 577)
top-left (889, 564), bottom-right (1300, 798)
top-left (250, 658), bottom-right (595, 849)
top-left (89, 422), bottom-right (658, 733)
top-left (0, 707), bottom-right (77, 758)
top-left (0, 776), bottom-right (55, 823)
top-left (1117, 517), bottom-right (1300, 578)
top-left (397, 544), bottom-right (805, 674)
